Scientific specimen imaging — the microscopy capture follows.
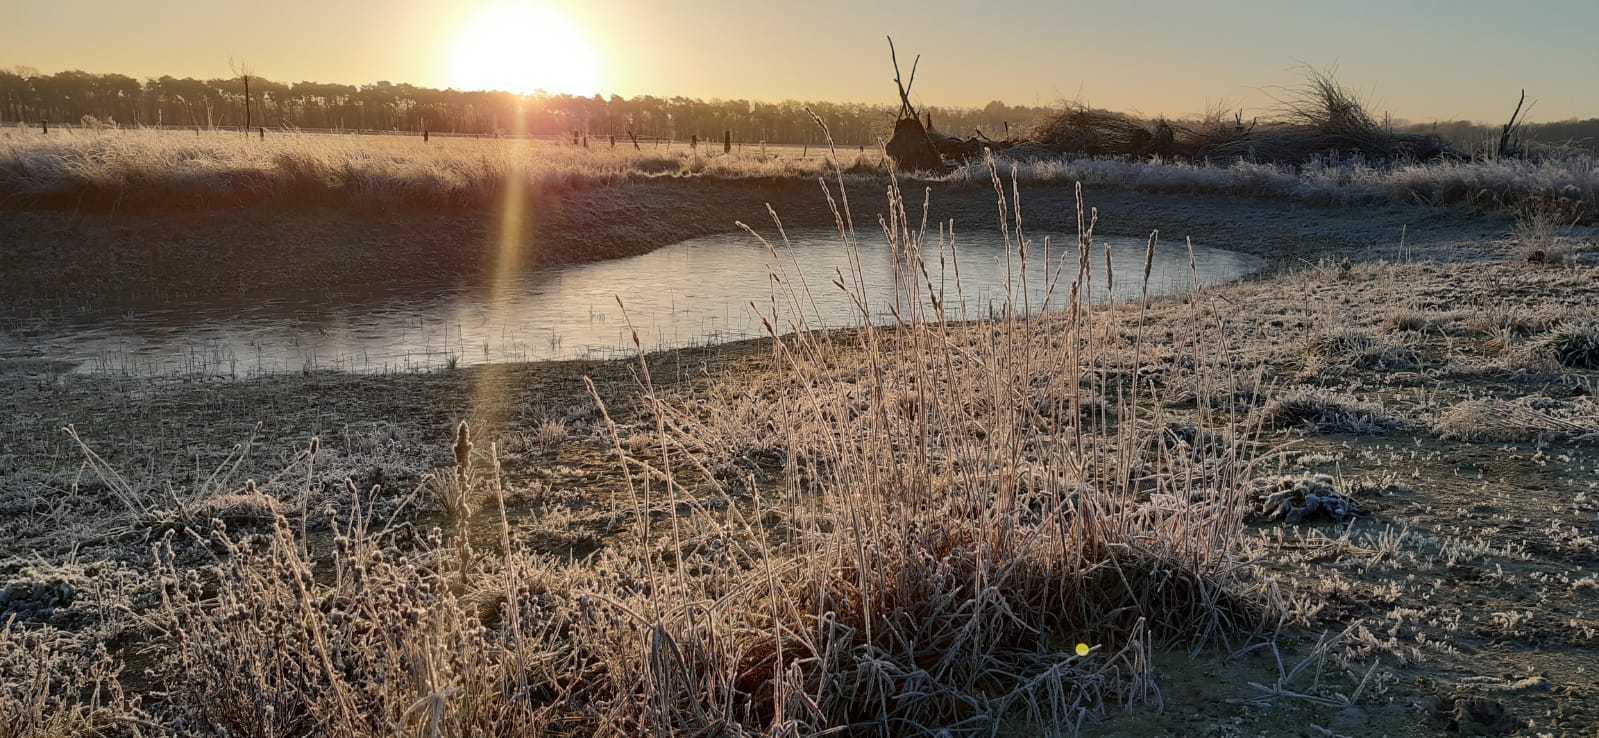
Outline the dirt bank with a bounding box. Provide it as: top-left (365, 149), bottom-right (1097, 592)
top-left (0, 176), bottom-right (1512, 318)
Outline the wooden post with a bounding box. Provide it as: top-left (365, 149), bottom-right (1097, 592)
top-left (40, 120), bottom-right (47, 134)
top-left (690, 134), bottom-right (698, 152)
top-left (242, 73), bottom-right (251, 134)
top-left (582, 134), bottom-right (589, 148)
top-left (723, 130), bottom-right (731, 154)
top-left (423, 128), bottom-right (429, 143)
top-left (609, 134), bottom-right (615, 148)
top-left (627, 129), bottom-right (639, 150)
top-left (258, 126), bottom-right (264, 140)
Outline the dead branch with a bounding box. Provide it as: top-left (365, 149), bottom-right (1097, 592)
top-left (887, 36), bottom-right (919, 120)
top-left (1497, 89), bottom-right (1527, 159)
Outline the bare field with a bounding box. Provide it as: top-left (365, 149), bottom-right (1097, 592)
top-left (4, 162), bottom-right (1599, 735)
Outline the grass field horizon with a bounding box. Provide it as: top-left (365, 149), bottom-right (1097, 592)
top-left (5, 8), bottom-right (1599, 737)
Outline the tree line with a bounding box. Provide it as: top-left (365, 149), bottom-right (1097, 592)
top-left (0, 67), bottom-right (1054, 145)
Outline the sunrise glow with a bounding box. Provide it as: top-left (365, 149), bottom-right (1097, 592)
top-left (449, 4), bottom-right (600, 96)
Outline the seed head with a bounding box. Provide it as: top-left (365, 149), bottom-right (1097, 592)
top-left (453, 420), bottom-right (473, 472)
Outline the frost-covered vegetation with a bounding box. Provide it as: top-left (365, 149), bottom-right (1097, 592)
top-left (3, 125), bottom-right (1594, 217)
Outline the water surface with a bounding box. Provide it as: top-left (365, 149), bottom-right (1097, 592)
top-left (4, 229), bottom-right (1260, 377)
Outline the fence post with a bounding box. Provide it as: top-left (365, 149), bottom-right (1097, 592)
top-left (258, 127), bottom-right (264, 140)
top-left (41, 120), bottom-right (47, 134)
top-left (690, 134), bottom-right (698, 152)
top-left (609, 134), bottom-right (615, 148)
top-left (723, 130), bottom-right (731, 154)
top-left (627, 129), bottom-right (639, 150)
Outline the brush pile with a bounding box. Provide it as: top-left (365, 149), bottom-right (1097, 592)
top-left (881, 37), bottom-right (1025, 171)
top-left (1031, 105), bottom-right (1189, 157)
top-left (1029, 70), bottom-right (1460, 166)
top-left (1250, 474), bottom-right (1363, 524)
top-left (881, 37), bottom-right (947, 172)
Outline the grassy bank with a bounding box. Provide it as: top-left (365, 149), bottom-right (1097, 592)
top-left (4, 167), bottom-right (1599, 734)
top-left (955, 153), bottom-right (1597, 218)
top-left (0, 129), bottom-right (867, 212)
top-left (4, 127), bottom-right (1594, 219)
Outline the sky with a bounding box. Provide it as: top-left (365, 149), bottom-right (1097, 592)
top-left (5, 0), bottom-right (1597, 122)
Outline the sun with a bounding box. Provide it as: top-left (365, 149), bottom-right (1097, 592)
top-left (450, 4), bottom-right (601, 96)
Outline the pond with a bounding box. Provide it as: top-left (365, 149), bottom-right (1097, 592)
top-left (4, 228), bottom-right (1261, 377)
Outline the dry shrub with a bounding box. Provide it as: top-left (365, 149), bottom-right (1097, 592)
top-left (558, 165), bottom-right (1265, 733)
top-left (1382, 308), bottom-right (1471, 335)
top-left (0, 624), bottom-right (143, 738)
top-left (1432, 398), bottom-right (1598, 443)
top-left (1513, 195), bottom-right (1585, 263)
top-left (536, 419), bottom-right (569, 447)
top-left (1539, 322), bottom-right (1599, 369)
top-left (1465, 306), bottom-right (1572, 340)
top-left (1307, 326), bottom-right (1420, 371)
top-left (154, 515), bottom-right (571, 737)
top-left (1206, 69), bottom-right (1453, 165)
top-left (1257, 390), bottom-right (1405, 434)
top-left (180, 490), bottom-right (284, 529)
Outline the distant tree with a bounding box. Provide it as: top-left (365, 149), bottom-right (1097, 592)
top-left (0, 67), bottom-right (1077, 145)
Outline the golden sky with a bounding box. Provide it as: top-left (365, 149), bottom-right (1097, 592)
top-left (6, 0), bottom-right (1597, 122)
